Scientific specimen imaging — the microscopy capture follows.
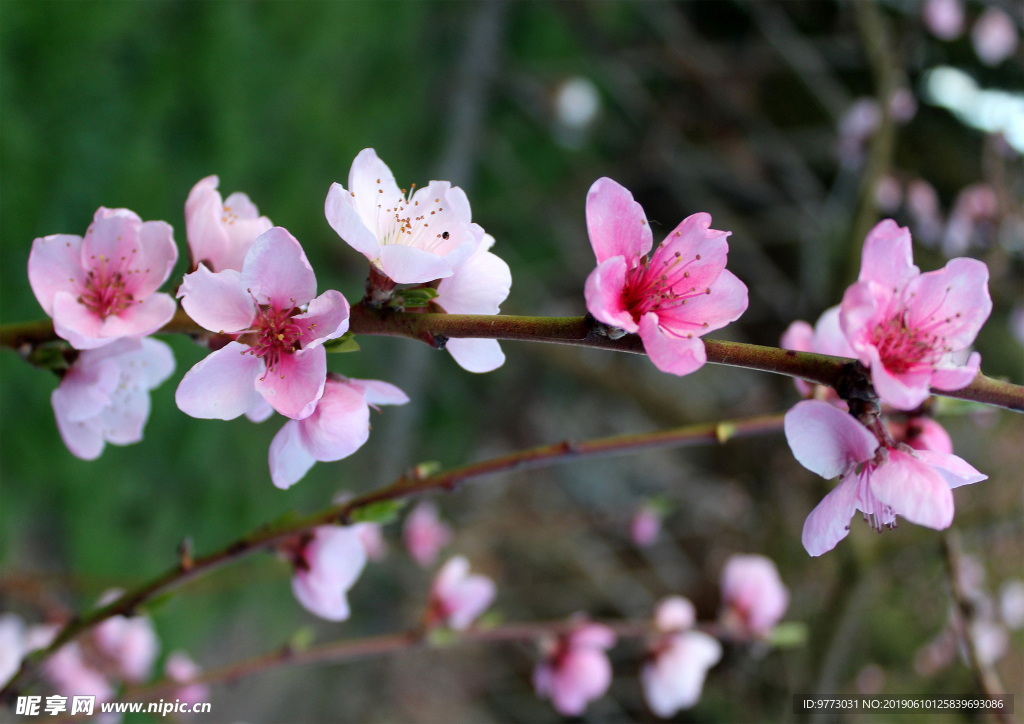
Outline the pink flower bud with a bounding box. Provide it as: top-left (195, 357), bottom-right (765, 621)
top-left (534, 622), bottom-right (616, 717)
top-left (93, 590), bottom-right (160, 683)
top-left (642, 628), bottom-right (721, 717)
top-left (291, 526), bottom-right (368, 621)
top-left (164, 651), bottom-right (210, 706)
top-left (428, 556), bottom-right (496, 631)
top-left (923, 0), bottom-right (964, 40)
top-left (630, 504), bottom-right (662, 547)
top-left (185, 176), bottom-right (272, 273)
top-left (403, 501), bottom-right (453, 568)
top-left (720, 554), bottom-right (789, 638)
top-left (972, 8), bottom-right (1019, 67)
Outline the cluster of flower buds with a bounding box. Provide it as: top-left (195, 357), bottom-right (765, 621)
top-left (0, 595), bottom-right (206, 714)
top-left (781, 220), bottom-right (990, 555)
top-left (923, 0), bottom-right (1019, 66)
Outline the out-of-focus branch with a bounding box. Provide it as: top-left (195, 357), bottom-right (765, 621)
top-left (942, 532), bottom-right (1015, 724)
top-left (0, 413), bottom-right (783, 701)
top-left (3, 307), bottom-right (1023, 411)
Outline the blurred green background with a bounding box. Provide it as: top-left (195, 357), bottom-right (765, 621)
top-left (1, 1), bottom-right (1022, 722)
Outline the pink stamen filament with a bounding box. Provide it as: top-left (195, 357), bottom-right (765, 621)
top-left (243, 294), bottom-right (304, 379)
top-left (78, 255), bottom-right (135, 319)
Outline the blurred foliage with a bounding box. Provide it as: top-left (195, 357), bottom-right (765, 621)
top-left (1, 1), bottom-right (1022, 722)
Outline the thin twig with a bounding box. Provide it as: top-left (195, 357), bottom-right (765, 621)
top-left (0, 413), bottom-right (783, 701)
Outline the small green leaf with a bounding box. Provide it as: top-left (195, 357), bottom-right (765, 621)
top-left (350, 499), bottom-right (406, 525)
top-left (324, 332), bottom-right (361, 353)
top-left (390, 287), bottom-right (439, 309)
top-left (475, 610), bottom-right (504, 630)
top-left (766, 621), bottom-right (808, 648)
top-left (413, 461), bottom-right (443, 479)
top-left (427, 627), bottom-right (459, 647)
top-left (288, 626), bottom-right (316, 652)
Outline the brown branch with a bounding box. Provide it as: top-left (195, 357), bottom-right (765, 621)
top-left (0, 413), bottom-right (783, 701)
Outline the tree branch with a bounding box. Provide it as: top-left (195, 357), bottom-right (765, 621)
top-left (0, 413), bottom-right (783, 701)
top-left (4, 307), bottom-right (1021, 411)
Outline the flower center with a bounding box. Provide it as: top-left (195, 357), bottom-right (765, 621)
top-left (78, 255), bottom-right (135, 319)
top-left (245, 301), bottom-right (303, 378)
top-left (621, 247), bottom-right (712, 328)
top-left (871, 314), bottom-right (937, 373)
top-left (855, 463), bottom-right (896, 532)
top-left (369, 180), bottom-right (451, 251)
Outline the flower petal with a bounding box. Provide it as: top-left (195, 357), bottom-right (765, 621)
top-left (913, 450), bottom-right (987, 489)
top-left (123, 220), bottom-right (177, 300)
top-left (866, 347), bottom-right (933, 410)
top-left (585, 177), bottom-right (652, 263)
top-left (801, 473), bottom-right (859, 556)
top-left (858, 219), bottom-right (919, 290)
top-left (347, 148), bottom-right (402, 235)
top-left (245, 396), bottom-right (275, 423)
top-left (294, 289), bottom-right (350, 348)
top-left (435, 247), bottom-right (511, 315)
top-left (325, 181), bottom-right (382, 261)
top-left (930, 351), bottom-right (980, 391)
top-left (870, 449), bottom-right (955, 529)
top-left (175, 342), bottom-right (264, 420)
top-left (638, 312), bottom-right (706, 376)
top-left (254, 345), bottom-right (326, 420)
top-left (902, 258), bottom-right (991, 351)
top-left (658, 268), bottom-right (748, 334)
top-left (445, 338), bottom-right (506, 373)
top-left (584, 256), bottom-right (637, 332)
top-left (269, 420), bottom-right (316, 490)
top-left (178, 266), bottom-right (255, 334)
top-left (346, 379), bottom-right (409, 407)
top-left (185, 175), bottom-right (230, 269)
top-left (781, 320), bottom-right (814, 353)
top-left (377, 244), bottom-right (452, 284)
top-left (297, 380), bottom-right (370, 461)
top-left (784, 400), bottom-right (879, 479)
top-left (813, 305), bottom-right (856, 358)
top-left (98, 293), bottom-right (176, 340)
top-left (51, 291), bottom-right (105, 349)
top-left (52, 358), bottom-right (120, 422)
top-left (241, 227), bottom-right (317, 309)
top-left (28, 234), bottom-right (85, 316)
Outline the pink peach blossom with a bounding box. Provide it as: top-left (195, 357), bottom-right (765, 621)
top-left (630, 504), bottom-right (662, 547)
top-left (176, 227), bottom-right (349, 421)
top-left (51, 338), bottom-right (175, 461)
top-left (355, 523), bottom-right (388, 562)
top-left (583, 178), bottom-right (748, 376)
top-left (534, 622), bottom-right (616, 717)
top-left (185, 175), bottom-right (272, 272)
top-left (403, 501), bottom-right (453, 568)
top-left (886, 416), bottom-right (953, 454)
top-left (28, 207), bottom-right (178, 350)
top-left (93, 589), bottom-right (160, 683)
top-left (325, 149), bottom-right (479, 284)
top-left (428, 556), bottom-right (496, 631)
top-left (434, 228), bottom-right (512, 373)
top-left (923, 0), bottom-right (964, 40)
top-left (719, 554), bottom-right (789, 638)
top-left (291, 525), bottom-right (368, 621)
top-left (781, 305), bottom-right (856, 399)
top-left (268, 375), bottom-right (408, 489)
top-left (44, 642), bottom-right (114, 703)
top-left (972, 8), bottom-right (1019, 67)
top-left (642, 597), bottom-right (721, 718)
top-left (785, 400), bottom-right (986, 556)
top-left (164, 651), bottom-right (210, 706)
top-left (839, 220), bottom-right (991, 410)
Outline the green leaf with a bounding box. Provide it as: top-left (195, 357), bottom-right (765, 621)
top-left (28, 341), bottom-right (72, 371)
top-left (427, 627), bottom-right (459, 647)
top-left (323, 332), bottom-right (361, 353)
top-left (413, 461), bottom-right (443, 478)
top-left (389, 287), bottom-right (439, 309)
top-left (350, 499), bottom-right (406, 525)
top-left (288, 626), bottom-right (316, 652)
top-left (766, 621), bottom-right (808, 648)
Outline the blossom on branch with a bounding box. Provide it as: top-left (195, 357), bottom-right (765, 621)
top-left (93, 589), bottom-right (159, 684)
top-left (290, 525), bottom-right (368, 622)
top-left (175, 227), bottom-right (349, 421)
top-left (185, 175), bottom-right (272, 272)
top-left (403, 501), bottom-right (453, 568)
top-left (780, 305), bottom-right (855, 400)
top-left (51, 338), bottom-right (175, 461)
top-left (534, 620), bottom-right (616, 717)
top-left (268, 375), bottom-right (408, 489)
top-left (785, 400), bottom-right (986, 556)
top-left (164, 651), bottom-right (210, 706)
top-left (434, 229), bottom-right (512, 373)
top-left (719, 554), bottom-right (789, 639)
top-left (583, 178), bottom-right (748, 376)
top-left (642, 596), bottom-right (721, 718)
top-left (28, 207), bottom-right (178, 350)
top-left (840, 220), bottom-right (991, 410)
top-left (426, 556), bottom-right (496, 631)
top-left (325, 149), bottom-right (478, 284)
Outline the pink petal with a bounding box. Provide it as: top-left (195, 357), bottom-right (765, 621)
top-left (221, 192), bottom-right (274, 272)
top-left (122, 220), bottom-right (178, 300)
top-left (254, 345), bottom-right (327, 420)
top-left (347, 148), bottom-right (403, 236)
top-left (294, 289), bottom-right (350, 348)
top-left (813, 305), bottom-right (856, 358)
top-left (185, 175), bottom-right (230, 269)
top-left (658, 268), bottom-right (749, 334)
top-left (241, 227), bottom-right (318, 309)
top-left (97, 293), bottom-right (176, 339)
top-left (839, 280), bottom-right (886, 364)
top-left (135, 337), bottom-right (177, 388)
top-left (245, 396), bottom-right (275, 423)
top-left (784, 400), bottom-right (878, 479)
top-left (28, 234), bottom-right (86, 316)
top-left (291, 526), bottom-right (367, 621)
top-left (801, 473), bottom-right (859, 556)
top-left (642, 631), bottom-right (721, 716)
top-left (870, 449), bottom-right (955, 529)
top-left (930, 351), bottom-right (981, 391)
top-left (585, 177), bottom-right (653, 263)
top-left (720, 554), bottom-right (789, 635)
top-left (551, 649), bottom-right (612, 716)
top-left (584, 256), bottom-right (636, 332)
top-left (866, 347), bottom-right (933, 411)
top-left (325, 181), bottom-right (382, 261)
top-left (94, 389), bottom-right (150, 445)
top-left (81, 207), bottom-right (143, 264)
top-left (857, 219), bottom-right (919, 290)
top-left (445, 338), bottom-right (505, 373)
top-left (435, 247), bottom-right (511, 315)
top-left (346, 378), bottom-right (409, 407)
top-left (570, 623), bottom-right (617, 650)
top-left (269, 420), bottom-right (317, 490)
top-left (377, 243), bottom-right (453, 285)
top-left (638, 313), bottom-right (707, 376)
top-left (654, 596), bottom-right (696, 633)
top-left (51, 291), bottom-right (104, 349)
top-left (52, 358), bottom-right (120, 422)
top-left (52, 397), bottom-right (106, 460)
top-left (780, 320), bottom-right (814, 352)
top-left (178, 266), bottom-right (256, 334)
top-left (903, 258), bottom-right (991, 351)
top-left (406, 181), bottom-right (475, 259)
top-left (175, 342), bottom-right (265, 420)
top-left (297, 380), bottom-right (370, 461)
top-left (655, 212), bottom-right (730, 291)
top-left (403, 501), bottom-right (452, 567)
top-left (913, 450), bottom-right (987, 489)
